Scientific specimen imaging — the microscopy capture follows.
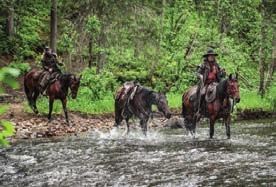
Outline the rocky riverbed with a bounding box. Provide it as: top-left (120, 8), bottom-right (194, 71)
top-left (1, 103), bottom-right (174, 139)
top-left (1, 101), bottom-right (275, 139)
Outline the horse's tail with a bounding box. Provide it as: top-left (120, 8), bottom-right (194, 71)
top-left (182, 92), bottom-right (188, 118)
top-left (24, 74), bottom-right (33, 107)
top-left (182, 101), bottom-right (187, 118)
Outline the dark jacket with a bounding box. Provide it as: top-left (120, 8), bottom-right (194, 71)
top-left (197, 59), bottom-right (225, 84)
top-left (41, 53), bottom-right (62, 73)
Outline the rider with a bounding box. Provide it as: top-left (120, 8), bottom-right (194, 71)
top-left (196, 48), bottom-right (225, 114)
top-left (39, 47), bottom-right (63, 95)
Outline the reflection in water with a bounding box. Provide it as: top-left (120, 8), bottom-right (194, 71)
top-left (0, 121), bottom-right (275, 186)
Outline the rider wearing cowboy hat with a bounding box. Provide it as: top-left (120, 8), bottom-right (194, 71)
top-left (39, 47), bottom-right (63, 95)
top-left (196, 48), bottom-right (226, 115)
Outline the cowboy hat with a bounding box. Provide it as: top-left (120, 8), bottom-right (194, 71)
top-left (203, 48), bottom-right (218, 57)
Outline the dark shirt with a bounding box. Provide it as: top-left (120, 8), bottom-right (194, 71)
top-left (197, 59), bottom-right (225, 85)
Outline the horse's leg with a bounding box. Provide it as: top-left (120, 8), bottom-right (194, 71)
top-left (191, 117), bottom-right (197, 138)
top-left (32, 91), bottom-right (39, 114)
top-left (123, 116), bottom-right (131, 136)
top-left (114, 100), bottom-right (123, 127)
top-left (225, 115), bottom-right (231, 139)
top-left (139, 118), bottom-right (149, 136)
top-left (24, 83), bottom-right (35, 112)
top-left (209, 116), bottom-right (216, 139)
top-left (48, 97), bottom-right (54, 122)
top-left (61, 98), bottom-right (69, 125)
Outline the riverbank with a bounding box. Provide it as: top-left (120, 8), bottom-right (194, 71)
top-left (1, 87), bottom-right (276, 139)
top-left (1, 100), bottom-right (276, 139)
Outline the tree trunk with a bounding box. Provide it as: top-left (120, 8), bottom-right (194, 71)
top-left (7, 5), bottom-right (14, 37)
top-left (258, 3), bottom-right (265, 96)
top-left (258, 44), bottom-right (265, 96)
top-left (50, 0), bottom-right (57, 53)
top-left (96, 3), bottom-right (106, 74)
top-left (264, 32), bottom-right (276, 89)
top-left (88, 38), bottom-right (93, 68)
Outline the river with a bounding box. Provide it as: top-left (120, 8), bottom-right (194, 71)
top-left (0, 119), bottom-right (275, 186)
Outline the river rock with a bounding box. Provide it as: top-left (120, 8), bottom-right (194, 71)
top-left (164, 117), bottom-right (185, 129)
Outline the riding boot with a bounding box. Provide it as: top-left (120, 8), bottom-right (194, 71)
top-left (194, 86), bottom-right (200, 116)
top-left (40, 85), bottom-right (47, 96)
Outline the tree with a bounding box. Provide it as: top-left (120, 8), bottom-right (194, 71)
top-left (6, 1), bottom-right (14, 37)
top-left (85, 15), bottom-right (100, 68)
top-left (50, 0), bottom-right (57, 52)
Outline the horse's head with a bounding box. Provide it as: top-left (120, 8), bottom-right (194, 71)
top-left (153, 92), bottom-right (172, 119)
top-left (227, 73), bottom-right (240, 103)
top-left (69, 74), bottom-right (82, 99)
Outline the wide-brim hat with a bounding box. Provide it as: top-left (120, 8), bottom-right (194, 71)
top-left (203, 48), bottom-right (218, 57)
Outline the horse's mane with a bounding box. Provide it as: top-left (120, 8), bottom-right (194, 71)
top-left (59, 73), bottom-right (74, 93)
top-left (136, 86), bottom-right (157, 104)
top-left (137, 86), bottom-right (153, 95)
top-left (216, 78), bottom-right (229, 100)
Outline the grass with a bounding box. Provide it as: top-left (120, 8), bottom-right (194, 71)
top-left (24, 94), bottom-right (115, 114)
top-left (24, 86), bottom-right (276, 115)
top-left (237, 86), bottom-right (276, 111)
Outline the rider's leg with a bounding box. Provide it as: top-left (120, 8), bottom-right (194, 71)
top-left (40, 72), bottom-right (51, 95)
top-left (196, 84), bottom-right (202, 114)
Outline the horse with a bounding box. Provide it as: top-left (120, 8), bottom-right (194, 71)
top-left (182, 74), bottom-right (240, 139)
top-left (114, 84), bottom-right (172, 136)
top-left (24, 69), bottom-right (81, 124)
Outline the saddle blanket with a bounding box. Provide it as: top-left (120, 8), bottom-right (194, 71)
top-left (205, 82), bottom-right (218, 103)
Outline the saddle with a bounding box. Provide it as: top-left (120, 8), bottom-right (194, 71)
top-left (116, 81), bottom-right (139, 101)
top-left (205, 82), bottom-right (218, 103)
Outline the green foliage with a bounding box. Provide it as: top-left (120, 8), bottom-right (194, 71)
top-left (8, 62), bottom-right (31, 75)
top-left (1, 0), bottom-right (276, 116)
top-left (0, 67), bottom-right (19, 146)
top-left (0, 67), bottom-right (20, 93)
top-left (85, 15), bottom-right (101, 35)
top-left (0, 120), bottom-right (15, 146)
top-left (81, 67), bottom-right (118, 100)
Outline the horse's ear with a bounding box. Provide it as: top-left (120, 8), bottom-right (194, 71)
top-left (235, 72), bottom-right (238, 80)
top-left (79, 74), bottom-right (82, 80)
top-left (229, 73), bottom-right (233, 80)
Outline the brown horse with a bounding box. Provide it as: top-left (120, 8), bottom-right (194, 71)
top-left (182, 74), bottom-right (240, 139)
top-left (114, 85), bottom-right (172, 136)
top-left (24, 69), bottom-right (81, 124)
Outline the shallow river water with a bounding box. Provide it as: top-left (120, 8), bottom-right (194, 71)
top-left (0, 120), bottom-right (276, 187)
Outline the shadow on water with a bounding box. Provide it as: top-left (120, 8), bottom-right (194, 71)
top-left (0, 120), bottom-right (275, 186)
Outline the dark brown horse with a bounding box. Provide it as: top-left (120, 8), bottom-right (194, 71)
top-left (24, 69), bottom-right (81, 124)
top-left (114, 85), bottom-right (172, 136)
top-left (182, 74), bottom-right (240, 139)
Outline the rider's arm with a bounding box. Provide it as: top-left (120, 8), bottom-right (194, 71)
top-left (41, 60), bottom-right (49, 71)
top-left (197, 63), bottom-right (205, 78)
top-left (217, 63), bottom-right (226, 78)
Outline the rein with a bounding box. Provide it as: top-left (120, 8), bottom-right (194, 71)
top-left (218, 78), bottom-right (237, 113)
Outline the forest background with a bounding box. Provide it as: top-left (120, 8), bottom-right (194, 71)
top-left (0, 0), bottom-right (275, 115)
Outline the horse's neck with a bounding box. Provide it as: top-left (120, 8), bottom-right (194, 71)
top-left (59, 74), bottom-right (70, 95)
top-left (148, 91), bottom-right (158, 106)
top-left (216, 79), bottom-right (228, 101)
top-left (138, 88), bottom-right (155, 107)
